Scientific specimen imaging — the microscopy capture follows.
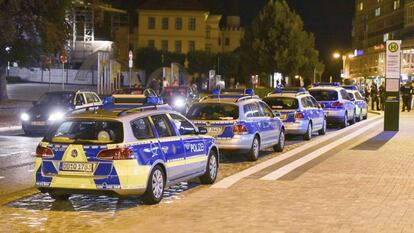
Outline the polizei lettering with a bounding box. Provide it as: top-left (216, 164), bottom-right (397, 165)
top-left (186, 143), bottom-right (205, 153)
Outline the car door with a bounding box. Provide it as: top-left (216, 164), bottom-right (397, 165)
top-left (258, 101), bottom-right (280, 147)
top-left (309, 96), bottom-right (325, 130)
top-left (243, 102), bottom-right (266, 144)
top-left (130, 117), bottom-right (161, 166)
top-left (169, 113), bottom-right (206, 175)
top-left (340, 89), bottom-right (354, 120)
top-left (150, 114), bottom-right (187, 181)
top-left (305, 96), bottom-right (320, 129)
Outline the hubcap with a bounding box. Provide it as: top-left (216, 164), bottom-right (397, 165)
top-left (308, 125), bottom-right (312, 138)
top-left (323, 120), bottom-right (326, 131)
top-left (209, 155), bottom-right (217, 179)
top-left (253, 139), bottom-right (259, 158)
top-left (279, 131), bottom-right (285, 148)
top-left (152, 170), bottom-right (164, 199)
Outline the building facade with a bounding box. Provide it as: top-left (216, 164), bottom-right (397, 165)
top-left (350, 0), bottom-right (414, 84)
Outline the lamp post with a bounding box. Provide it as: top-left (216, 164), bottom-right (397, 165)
top-left (5, 46), bottom-right (11, 79)
top-left (333, 52), bottom-right (354, 80)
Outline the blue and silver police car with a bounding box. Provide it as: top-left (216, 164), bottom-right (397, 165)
top-left (34, 98), bottom-right (219, 205)
top-left (263, 88), bottom-right (326, 140)
top-left (342, 85), bottom-right (368, 121)
top-left (186, 89), bottom-right (285, 161)
top-left (309, 83), bottom-right (356, 128)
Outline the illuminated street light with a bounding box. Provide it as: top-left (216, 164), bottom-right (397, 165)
top-left (5, 46), bottom-right (12, 79)
top-left (333, 52), bottom-right (341, 59)
top-left (333, 51), bottom-right (353, 79)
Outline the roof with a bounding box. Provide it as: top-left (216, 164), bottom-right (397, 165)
top-left (138, 0), bottom-right (208, 11)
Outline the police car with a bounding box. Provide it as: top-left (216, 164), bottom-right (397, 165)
top-left (263, 88), bottom-right (326, 140)
top-left (186, 89), bottom-right (285, 161)
top-left (309, 83), bottom-right (356, 128)
top-left (103, 88), bottom-right (158, 109)
top-left (21, 90), bottom-right (102, 135)
top-left (342, 85), bottom-right (368, 121)
top-left (34, 97), bottom-right (219, 205)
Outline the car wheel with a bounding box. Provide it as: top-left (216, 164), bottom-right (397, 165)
top-left (303, 122), bottom-right (312, 140)
top-left (339, 113), bottom-right (348, 129)
top-left (246, 136), bottom-right (260, 161)
top-left (358, 111), bottom-right (363, 122)
top-left (349, 111), bottom-right (356, 125)
top-left (142, 165), bottom-right (165, 205)
top-left (363, 110), bottom-right (368, 120)
top-left (318, 118), bottom-right (327, 135)
top-left (49, 192), bottom-right (70, 201)
top-left (199, 150), bottom-right (218, 184)
top-left (273, 129), bottom-right (285, 152)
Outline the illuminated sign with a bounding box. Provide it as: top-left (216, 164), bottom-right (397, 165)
top-left (354, 49), bottom-right (364, 56)
top-left (374, 44), bottom-right (385, 50)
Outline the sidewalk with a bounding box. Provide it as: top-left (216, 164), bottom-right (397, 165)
top-left (91, 113), bottom-right (414, 233)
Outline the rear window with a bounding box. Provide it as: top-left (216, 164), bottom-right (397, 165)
top-left (309, 90), bottom-right (338, 101)
top-left (263, 97), bottom-right (299, 110)
top-left (187, 103), bottom-right (239, 120)
top-left (44, 120), bottom-right (124, 144)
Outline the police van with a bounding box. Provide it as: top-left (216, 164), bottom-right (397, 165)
top-left (34, 97), bottom-right (219, 204)
top-left (186, 89), bottom-right (285, 161)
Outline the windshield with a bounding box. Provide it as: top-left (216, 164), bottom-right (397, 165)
top-left (161, 88), bottom-right (187, 98)
top-left (309, 90), bottom-right (338, 101)
top-left (263, 97), bottom-right (299, 110)
top-left (187, 103), bottom-right (239, 120)
top-left (36, 93), bottom-right (74, 106)
top-left (44, 120), bottom-right (124, 144)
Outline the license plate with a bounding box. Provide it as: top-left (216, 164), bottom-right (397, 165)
top-left (31, 121), bottom-right (46, 126)
top-left (61, 162), bottom-right (94, 172)
top-left (207, 127), bottom-right (222, 135)
top-left (280, 114), bottom-right (287, 120)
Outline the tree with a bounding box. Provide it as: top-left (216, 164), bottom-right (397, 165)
top-left (187, 50), bottom-right (215, 75)
top-left (216, 51), bottom-right (241, 81)
top-left (0, 0), bottom-right (72, 101)
top-left (240, 0), bottom-right (324, 85)
top-left (135, 47), bottom-right (162, 79)
top-left (163, 52), bottom-right (186, 67)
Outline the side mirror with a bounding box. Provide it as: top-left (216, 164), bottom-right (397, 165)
top-left (272, 111), bottom-right (281, 117)
top-left (198, 127), bottom-right (208, 135)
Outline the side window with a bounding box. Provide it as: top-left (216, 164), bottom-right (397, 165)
top-left (85, 93), bottom-right (95, 104)
top-left (244, 103), bottom-right (261, 117)
top-left (75, 94), bottom-right (85, 105)
top-left (151, 115), bottom-right (174, 138)
top-left (340, 90), bottom-right (350, 100)
top-left (92, 94), bottom-right (101, 103)
top-left (306, 97), bottom-right (315, 108)
top-left (309, 96), bottom-right (320, 107)
top-left (259, 102), bottom-right (274, 117)
top-left (131, 117), bottom-right (154, 140)
top-left (300, 98), bottom-right (308, 108)
top-left (170, 114), bottom-right (196, 135)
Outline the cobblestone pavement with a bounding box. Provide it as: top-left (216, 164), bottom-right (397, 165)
top-left (2, 113), bottom-right (414, 232)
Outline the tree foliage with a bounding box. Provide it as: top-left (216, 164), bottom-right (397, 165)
top-left (240, 0), bottom-right (324, 82)
top-left (187, 50), bottom-right (215, 75)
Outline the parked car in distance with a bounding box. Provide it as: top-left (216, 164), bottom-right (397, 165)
top-left (342, 85), bottom-right (368, 121)
top-left (160, 86), bottom-right (199, 113)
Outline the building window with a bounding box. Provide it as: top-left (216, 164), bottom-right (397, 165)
top-left (162, 17), bottom-right (169, 30)
top-left (359, 2), bottom-right (364, 11)
top-left (205, 43), bottom-right (211, 53)
top-left (225, 38), bottom-right (230, 46)
top-left (188, 41), bottom-right (195, 52)
top-left (175, 18), bottom-right (182, 30)
top-left (175, 41), bottom-right (182, 53)
top-left (375, 7), bottom-right (381, 16)
top-left (218, 38), bottom-right (221, 46)
top-left (161, 40), bottom-right (168, 52)
top-left (393, 0), bottom-right (400, 10)
top-left (189, 18), bottom-right (196, 31)
top-left (148, 40), bottom-right (155, 48)
top-left (148, 17), bottom-right (155, 29)
top-left (206, 26), bottom-right (211, 39)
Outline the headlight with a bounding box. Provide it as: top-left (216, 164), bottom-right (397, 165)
top-left (21, 113), bottom-right (30, 121)
top-left (48, 112), bottom-right (65, 121)
top-left (174, 98), bottom-right (186, 108)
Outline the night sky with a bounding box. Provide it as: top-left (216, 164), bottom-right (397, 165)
top-left (110, 0), bottom-right (355, 80)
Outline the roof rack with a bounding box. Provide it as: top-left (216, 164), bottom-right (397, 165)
top-left (117, 104), bottom-right (171, 116)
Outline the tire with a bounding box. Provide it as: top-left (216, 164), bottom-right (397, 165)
top-left (273, 129), bottom-right (285, 152)
top-left (357, 110), bottom-right (363, 122)
top-left (246, 136), bottom-right (260, 161)
top-left (49, 192), bottom-right (70, 201)
top-left (339, 113), bottom-right (348, 129)
top-left (363, 109), bottom-right (368, 120)
top-left (142, 165), bottom-right (165, 205)
top-left (349, 111), bottom-right (356, 125)
top-left (318, 118), bottom-right (327, 135)
top-left (303, 122), bottom-right (312, 140)
top-left (199, 150), bottom-right (218, 184)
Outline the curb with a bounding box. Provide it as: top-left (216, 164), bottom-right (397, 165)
top-left (0, 126), bottom-right (22, 132)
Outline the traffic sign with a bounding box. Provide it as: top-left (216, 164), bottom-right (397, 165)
top-left (60, 53), bottom-right (68, 64)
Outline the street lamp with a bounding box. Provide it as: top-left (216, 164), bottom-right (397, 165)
top-left (5, 46), bottom-right (11, 79)
top-left (333, 52), bottom-right (354, 79)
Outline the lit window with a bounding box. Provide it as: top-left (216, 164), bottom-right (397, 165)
top-left (383, 33), bottom-right (389, 42)
top-left (175, 18), bottom-right (182, 30)
top-left (148, 17), bottom-right (155, 29)
top-left (175, 41), bottom-right (182, 53)
top-left (359, 2), bottom-right (364, 11)
top-left (375, 7), bottom-right (381, 16)
top-left (393, 0), bottom-right (400, 10)
top-left (189, 18), bottom-right (196, 31)
top-left (162, 17), bottom-right (169, 30)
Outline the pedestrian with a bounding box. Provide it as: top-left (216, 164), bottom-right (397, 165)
top-left (370, 83), bottom-right (380, 110)
top-left (401, 82), bottom-right (413, 112)
top-left (120, 73), bottom-right (124, 87)
top-left (379, 82), bottom-right (386, 111)
top-left (364, 84), bottom-right (370, 103)
top-left (162, 78), bottom-right (169, 88)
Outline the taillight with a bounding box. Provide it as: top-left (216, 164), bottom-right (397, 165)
top-left (233, 124), bottom-right (248, 135)
top-left (332, 101), bottom-right (344, 107)
top-left (294, 112), bottom-right (305, 119)
top-left (97, 148), bottom-right (134, 160)
top-left (35, 146), bottom-right (54, 158)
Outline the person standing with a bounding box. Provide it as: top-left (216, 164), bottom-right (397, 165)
top-left (364, 84), bottom-right (371, 103)
top-left (162, 78), bottom-right (169, 89)
top-left (379, 82), bottom-right (386, 111)
top-left (401, 82), bottom-right (413, 112)
top-left (370, 83), bottom-right (380, 110)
